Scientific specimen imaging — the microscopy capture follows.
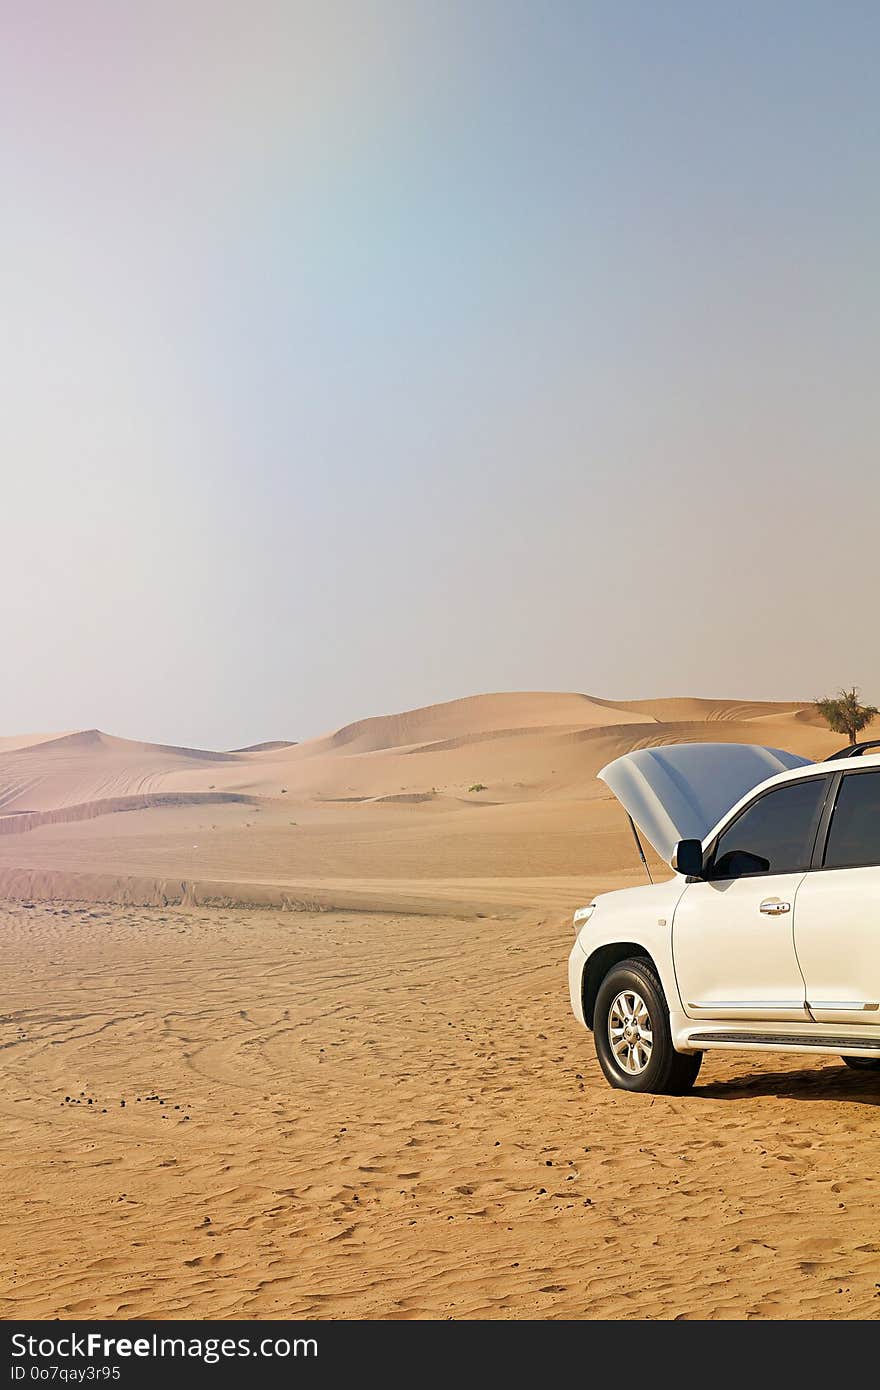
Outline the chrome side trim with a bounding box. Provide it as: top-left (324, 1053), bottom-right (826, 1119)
top-left (807, 1001), bottom-right (879, 1012)
top-left (688, 1001), bottom-right (806, 1010)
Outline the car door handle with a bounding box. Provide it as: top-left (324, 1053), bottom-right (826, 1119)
top-left (760, 898), bottom-right (791, 915)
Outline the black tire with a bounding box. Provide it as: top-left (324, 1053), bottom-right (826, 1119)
top-left (841, 1055), bottom-right (880, 1071)
top-left (594, 957), bottom-right (702, 1095)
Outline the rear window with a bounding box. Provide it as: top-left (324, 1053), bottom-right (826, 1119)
top-left (823, 771), bottom-right (880, 870)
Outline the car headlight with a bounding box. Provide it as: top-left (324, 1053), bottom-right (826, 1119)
top-left (573, 903), bottom-right (596, 934)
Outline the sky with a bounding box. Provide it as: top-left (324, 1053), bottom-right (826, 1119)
top-left (2, 1), bottom-right (878, 748)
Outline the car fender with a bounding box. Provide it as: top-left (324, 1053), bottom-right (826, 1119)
top-left (572, 877), bottom-right (689, 1028)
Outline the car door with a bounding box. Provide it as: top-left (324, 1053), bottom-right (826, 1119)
top-left (794, 767), bottom-right (880, 1026)
top-left (672, 774), bottom-right (832, 1021)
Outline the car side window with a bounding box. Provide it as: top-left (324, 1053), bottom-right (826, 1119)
top-left (710, 776), bottom-right (829, 880)
top-left (823, 770), bottom-right (880, 870)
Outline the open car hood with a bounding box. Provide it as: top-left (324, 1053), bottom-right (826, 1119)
top-left (598, 743), bottom-right (813, 865)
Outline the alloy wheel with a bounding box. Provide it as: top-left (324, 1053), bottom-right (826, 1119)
top-left (608, 989), bottom-right (653, 1075)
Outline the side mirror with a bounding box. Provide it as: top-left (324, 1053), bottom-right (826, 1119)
top-left (712, 849), bottom-right (770, 879)
top-left (671, 838), bottom-right (704, 878)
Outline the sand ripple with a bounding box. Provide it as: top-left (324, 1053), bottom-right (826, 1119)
top-left (2, 902), bottom-right (878, 1320)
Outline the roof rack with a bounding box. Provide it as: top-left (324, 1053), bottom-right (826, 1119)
top-left (825, 739), bottom-right (880, 761)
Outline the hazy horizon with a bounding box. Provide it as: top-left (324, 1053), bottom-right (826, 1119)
top-left (0, 682), bottom-right (867, 753)
top-left (4, 3), bottom-right (878, 748)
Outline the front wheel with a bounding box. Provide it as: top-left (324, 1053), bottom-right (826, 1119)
top-left (841, 1055), bottom-right (880, 1071)
top-left (594, 957), bottom-right (702, 1095)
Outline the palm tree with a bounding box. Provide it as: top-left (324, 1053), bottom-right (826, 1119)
top-left (814, 687), bottom-right (878, 746)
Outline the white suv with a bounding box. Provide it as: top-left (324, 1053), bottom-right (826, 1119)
top-left (568, 740), bottom-right (880, 1093)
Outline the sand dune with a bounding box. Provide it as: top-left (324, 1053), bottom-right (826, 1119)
top-left (228, 740), bottom-right (298, 754)
top-left (0, 692), bottom-right (845, 910)
top-left (0, 731), bottom-right (80, 754)
top-left (2, 690), bottom-right (876, 1320)
top-left (305, 691), bottom-right (651, 756)
top-left (607, 696), bottom-right (809, 724)
top-left (0, 730), bottom-right (241, 816)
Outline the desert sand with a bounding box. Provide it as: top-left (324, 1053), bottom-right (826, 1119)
top-left (1, 692), bottom-right (878, 1319)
